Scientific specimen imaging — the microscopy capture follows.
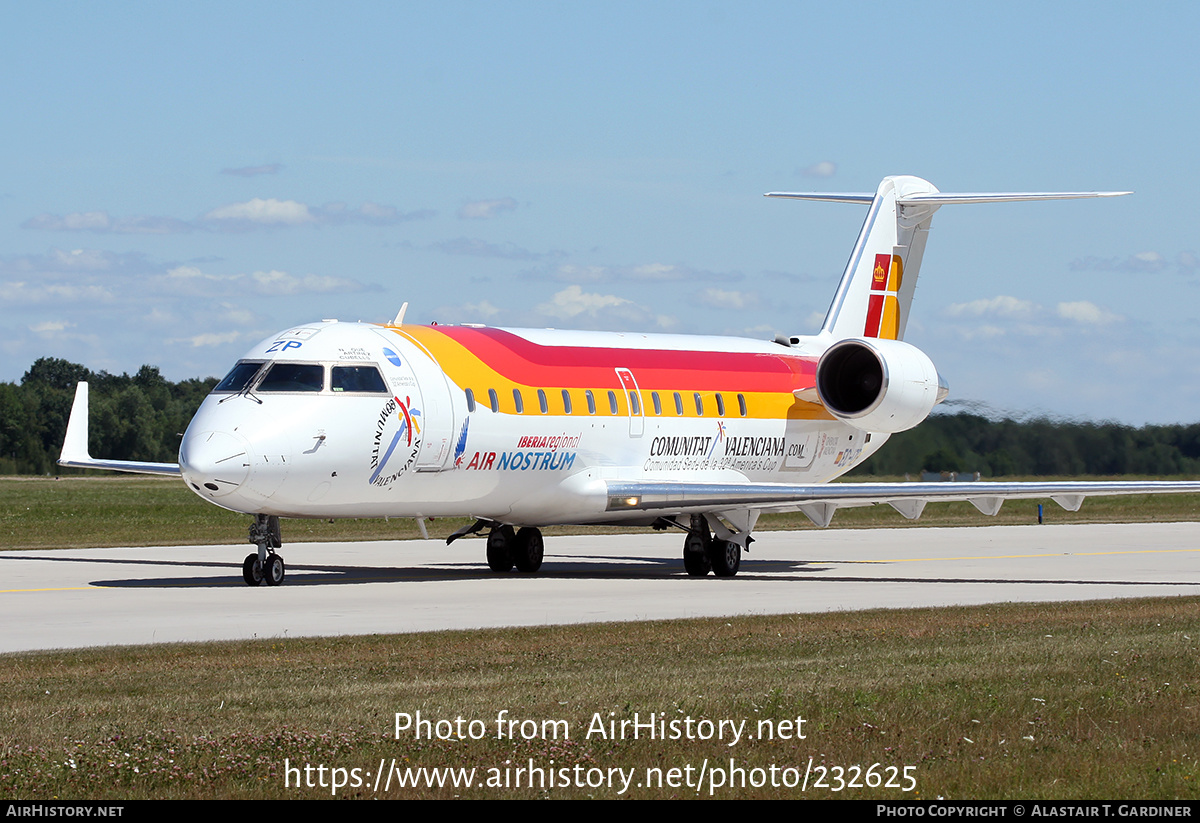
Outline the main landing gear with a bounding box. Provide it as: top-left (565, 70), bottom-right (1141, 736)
top-left (681, 514), bottom-right (741, 578)
top-left (485, 524), bottom-right (544, 573)
top-left (244, 514), bottom-right (285, 586)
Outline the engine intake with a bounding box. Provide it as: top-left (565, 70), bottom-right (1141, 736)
top-left (815, 338), bottom-right (947, 433)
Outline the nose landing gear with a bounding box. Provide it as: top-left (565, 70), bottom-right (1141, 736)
top-left (244, 514), bottom-right (285, 586)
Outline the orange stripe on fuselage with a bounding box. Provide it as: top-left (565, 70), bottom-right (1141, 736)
top-left (385, 325), bottom-right (829, 420)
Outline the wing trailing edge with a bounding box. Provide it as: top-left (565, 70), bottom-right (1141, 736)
top-left (604, 479), bottom-right (1200, 527)
top-left (58, 382), bottom-right (181, 476)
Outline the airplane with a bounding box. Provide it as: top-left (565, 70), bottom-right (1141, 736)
top-left (58, 174), bottom-right (1200, 586)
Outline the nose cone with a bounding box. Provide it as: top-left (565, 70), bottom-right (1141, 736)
top-left (180, 429), bottom-right (251, 499)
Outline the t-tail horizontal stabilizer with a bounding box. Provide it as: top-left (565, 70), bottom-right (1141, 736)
top-left (58, 382), bottom-right (182, 476)
top-left (766, 176), bottom-right (1131, 343)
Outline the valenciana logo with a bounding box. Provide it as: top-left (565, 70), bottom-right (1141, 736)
top-left (369, 395), bottom-right (422, 486)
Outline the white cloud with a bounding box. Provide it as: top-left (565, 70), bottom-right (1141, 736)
top-left (1056, 300), bottom-right (1123, 325)
top-left (24, 211), bottom-right (110, 231)
top-left (458, 198), bottom-right (518, 219)
top-left (29, 320), bottom-right (74, 333)
top-left (1069, 251), bottom-right (1177, 274)
top-left (23, 197), bottom-right (432, 234)
top-left (218, 303), bottom-right (256, 326)
top-left (430, 237), bottom-right (544, 260)
top-left (536, 285), bottom-right (632, 320)
top-left (249, 270), bottom-right (363, 295)
top-left (168, 331), bottom-right (246, 347)
top-left (529, 285), bottom-right (676, 331)
top-left (155, 264), bottom-right (369, 296)
top-left (799, 161), bottom-right (837, 178)
top-left (697, 288), bottom-right (759, 310)
top-left (0, 281), bottom-right (114, 304)
top-left (526, 262), bottom-right (740, 284)
top-left (204, 198), bottom-right (315, 225)
top-left (311, 201), bottom-right (435, 226)
top-left (938, 294), bottom-right (1124, 343)
top-left (461, 300), bottom-right (502, 319)
top-left (23, 212), bottom-right (193, 234)
top-left (943, 295), bottom-right (1038, 319)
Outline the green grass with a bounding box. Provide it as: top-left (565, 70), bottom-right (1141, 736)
top-left (5, 475), bottom-right (1199, 799)
top-left (3, 599), bottom-right (1200, 798)
top-left (5, 474), bottom-right (1200, 550)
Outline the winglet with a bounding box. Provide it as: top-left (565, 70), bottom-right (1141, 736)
top-left (58, 381), bottom-right (182, 476)
top-left (59, 382), bottom-right (93, 466)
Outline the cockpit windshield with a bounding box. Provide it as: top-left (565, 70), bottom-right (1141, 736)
top-left (213, 361), bottom-right (264, 393)
top-left (212, 361), bottom-right (390, 395)
top-left (331, 365), bottom-right (388, 393)
top-left (257, 363), bottom-right (325, 393)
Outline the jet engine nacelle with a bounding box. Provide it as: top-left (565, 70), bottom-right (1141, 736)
top-left (815, 337), bottom-right (948, 433)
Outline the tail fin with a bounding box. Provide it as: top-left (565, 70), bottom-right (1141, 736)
top-left (766, 176), bottom-right (1130, 342)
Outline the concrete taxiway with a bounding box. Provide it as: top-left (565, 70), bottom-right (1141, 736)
top-left (2, 522), bottom-right (1198, 653)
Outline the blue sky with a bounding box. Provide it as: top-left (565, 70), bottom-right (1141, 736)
top-left (1, 2), bottom-right (1197, 423)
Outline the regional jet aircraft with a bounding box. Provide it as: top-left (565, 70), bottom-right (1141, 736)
top-left (59, 175), bottom-right (1200, 585)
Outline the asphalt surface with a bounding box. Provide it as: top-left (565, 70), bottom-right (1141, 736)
top-left (3, 522), bottom-right (1199, 653)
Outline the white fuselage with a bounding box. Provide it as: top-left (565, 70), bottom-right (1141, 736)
top-left (178, 320), bottom-right (888, 525)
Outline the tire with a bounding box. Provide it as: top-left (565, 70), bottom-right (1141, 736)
top-left (683, 533), bottom-right (711, 577)
top-left (264, 554), bottom-right (285, 586)
top-left (486, 526), bottom-right (515, 572)
top-left (243, 553), bottom-right (263, 586)
top-left (708, 539), bottom-right (741, 577)
top-left (513, 527), bottom-right (544, 573)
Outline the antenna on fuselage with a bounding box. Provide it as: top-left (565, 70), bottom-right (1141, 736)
top-left (393, 301), bottom-right (409, 326)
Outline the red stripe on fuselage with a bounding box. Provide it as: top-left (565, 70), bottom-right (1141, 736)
top-left (427, 326), bottom-right (814, 392)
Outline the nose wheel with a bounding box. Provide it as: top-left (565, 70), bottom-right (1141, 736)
top-left (244, 514), bottom-right (285, 586)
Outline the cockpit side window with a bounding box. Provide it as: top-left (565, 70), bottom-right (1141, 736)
top-left (331, 365), bottom-right (388, 393)
top-left (257, 363), bottom-right (325, 392)
top-left (213, 361), bottom-right (265, 393)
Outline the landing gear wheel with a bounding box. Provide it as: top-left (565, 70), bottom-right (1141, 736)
top-left (513, 527), bottom-right (544, 573)
top-left (264, 553), bottom-right (285, 586)
top-left (683, 533), bottom-right (711, 577)
top-left (245, 515), bottom-right (285, 586)
top-left (708, 539), bottom-right (741, 577)
top-left (486, 525), bottom-right (515, 572)
top-left (243, 553), bottom-right (264, 586)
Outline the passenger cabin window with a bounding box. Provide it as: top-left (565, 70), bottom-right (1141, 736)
top-left (257, 363), bottom-right (324, 392)
top-left (651, 392), bottom-right (662, 415)
top-left (513, 389), bottom-right (524, 413)
top-left (607, 390), bottom-right (618, 415)
top-left (331, 365), bottom-right (387, 393)
top-left (716, 393), bottom-right (726, 416)
top-left (465, 388), bottom-right (476, 412)
top-left (629, 391), bottom-right (640, 414)
top-left (674, 392), bottom-right (683, 415)
top-left (562, 389), bottom-right (573, 414)
top-left (585, 390), bottom-right (596, 415)
top-left (488, 388), bottom-right (499, 413)
top-left (213, 361), bottom-right (264, 393)
top-left (737, 393), bottom-right (747, 417)
top-left (694, 393), bottom-right (704, 416)
top-left (537, 389), bottom-right (548, 414)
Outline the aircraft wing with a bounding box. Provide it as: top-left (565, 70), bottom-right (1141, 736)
top-left (603, 479), bottom-right (1200, 527)
top-left (57, 382), bottom-right (182, 476)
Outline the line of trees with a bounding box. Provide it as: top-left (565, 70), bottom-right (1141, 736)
top-left (0, 358), bottom-right (217, 475)
top-left (848, 412), bottom-right (1200, 478)
top-left (3, 357), bottom-right (1200, 478)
